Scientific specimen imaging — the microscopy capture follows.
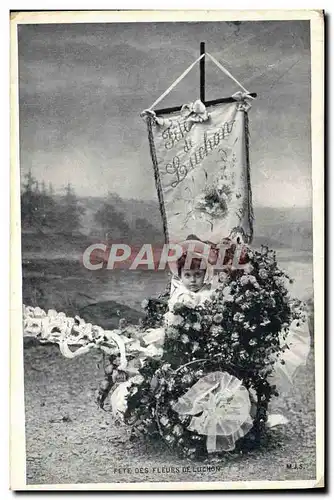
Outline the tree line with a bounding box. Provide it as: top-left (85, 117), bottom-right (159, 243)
top-left (21, 170), bottom-right (84, 235)
top-left (21, 170), bottom-right (162, 242)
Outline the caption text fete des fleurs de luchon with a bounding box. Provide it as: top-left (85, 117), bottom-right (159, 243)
top-left (113, 465), bottom-right (222, 475)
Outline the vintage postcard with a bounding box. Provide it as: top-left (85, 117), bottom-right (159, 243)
top-left (10, 10), bottom-right (324, 491)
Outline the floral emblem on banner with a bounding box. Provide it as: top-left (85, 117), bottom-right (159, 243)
top-left (195, 180), bottom-right (232, 220)
top-left (182, 154), bottom-right (236, 231)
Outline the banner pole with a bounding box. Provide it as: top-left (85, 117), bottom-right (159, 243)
top-left (200, 42), bottom-right (205, 103)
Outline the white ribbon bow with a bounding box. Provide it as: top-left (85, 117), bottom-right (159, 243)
top-left (173, 371), bottom-right (252, 452)
top-left (181, 99), bottom-right (210, 123)
top-left (232, 91), bottom-right (254, 112)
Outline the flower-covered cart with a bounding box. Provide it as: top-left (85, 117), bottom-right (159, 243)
top-left (23, 246), bottom-right (310, 459)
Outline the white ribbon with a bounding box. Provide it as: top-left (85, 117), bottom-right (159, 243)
top-left (174, 371), bottom-right (252, 452)
top-left (104, 330), bottom-right (128, 370)
top-left (144, 53), bottom-right (206, 112)
top-left (206, 52), bottom-right (253, 96)
top-left (59, 341), bottom-right (93, 359)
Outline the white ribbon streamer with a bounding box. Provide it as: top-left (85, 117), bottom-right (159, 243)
top-left (206, 52), bottom-right (254, 97)
top-left (104, 330), bottom-right (128, 370)
top-left (145, 53), bottom-right (206, 112)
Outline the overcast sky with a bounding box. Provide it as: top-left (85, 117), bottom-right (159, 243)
top-left (18, 20), bottom-right (311, 208)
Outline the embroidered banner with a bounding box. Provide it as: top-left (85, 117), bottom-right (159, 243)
top-left (143, 99), bottom-right (254, 244)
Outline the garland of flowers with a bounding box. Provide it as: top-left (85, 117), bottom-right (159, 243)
top-left (22, 305), bottom-right (164, 364)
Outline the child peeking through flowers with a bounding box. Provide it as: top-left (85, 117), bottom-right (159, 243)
top-left (141, 242), bottom-right (217, 348)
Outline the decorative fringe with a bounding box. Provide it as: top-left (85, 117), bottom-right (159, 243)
top-left (244, 110), bottom-right (255, 244)
top-left (146, 116), bottom-right (169, 243)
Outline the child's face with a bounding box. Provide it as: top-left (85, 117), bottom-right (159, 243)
top-left (180, 268), bottom-right (206, 292)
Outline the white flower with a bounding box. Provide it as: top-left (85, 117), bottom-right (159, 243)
top-left (223, 294), bottom-right (234, 303)
top-left (132, 375), bottom-right (144, 385)
top-left (240, 275), bottom-right (250, 286)
top-left (222, 285), bottom-right (234, 303)
top-left (233, 312), bottom-right (245, 322)
top-left (145, 344), bottom-right (164, 358)
top-left (164, 312), bottom-right (184, 327)
top-left (173, 315), bottom-right (184, 326)
top-left (231, 332), bottom-right (239, 342)
top-left (218, 272), bottom-right (228, 284)
top-left (213, 313), bottom-right (223, 324)
top-left (160, 415), bottom-right (169, 426)
top-left (248, 275), bottom-right (260, 289)
top-left (179, 295), bottom-right (197, 308)
top-left (258, 269), bottom-right (268, 280)
top-left (193, 322), bottom-right (201, 331)
top-left (243, 263), bottom-right (254, 274)
top-left (210, 325), bottom-right (223, 336)
top-left (181, 374), bottom-right (193, 384)
top-left (166, 326), bottom-right (179, 340)
top-left (260, 318), bottom-right (271, 327)
top-left (167, 380), bottom-right (175, 391)
top-left (173, 424), bottom-right (183, 436)
top-left (163, 311), bottom-right (174, 326)
top-left (165, 434), bottom-right (175, 443)
top-left (181, 334), bottom-right (189, 344)
top-left (192, 341), bottom-right (200, 353)
top-left (249, 339), bottom-right (257, 346)
top-left (243, 321), bottom-right (250, 329)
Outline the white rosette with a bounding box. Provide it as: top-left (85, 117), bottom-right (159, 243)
top-left (173, 371), bottom-right (253, 452)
